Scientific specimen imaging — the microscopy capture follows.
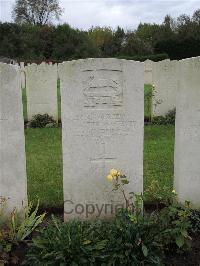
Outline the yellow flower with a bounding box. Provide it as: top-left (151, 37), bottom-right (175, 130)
top-left (117, 171), bottom-right (121, 177)
top-left (172, 190), bottom-right (176, 194)
top-left (107, 174), bottom-right (113, 182)
top-left (110, 169), bottom-right (118, 177)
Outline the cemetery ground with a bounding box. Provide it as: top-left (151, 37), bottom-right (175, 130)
top-left (16, 84), bottom-right (200, 265)
top-left (25, 125), bottom-right (174, 208)
top-left (1, 81), bottom-right (200, 265)
top-left (9, 125), bottom-right (200, 265)
top-left (23, 84), bottom-right (172, 208)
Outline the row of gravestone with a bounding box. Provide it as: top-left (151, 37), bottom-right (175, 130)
top-left (0, 58), bottom-right (199, 220)
top-left (19, 59), bottom-right (181, 121)
top-left (145, 59), bottom-right (177, 116)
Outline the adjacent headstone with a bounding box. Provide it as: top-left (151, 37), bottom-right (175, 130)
top-left (0, 63), bottom-right (27, 213)
top-left (26, 63), bottom-right (58, 121)
top-left (59, 58), bottom-right (144, 220)
top-left (174, 57), bottom-right (200, 208)
top-left (152, 59), bottom-right (178, 116)
top-left (144, 59), bottom-right (153, 84)
top-left (20, 62), bottom-right (26, 89)
top-left (0, 57), bottom-right (17, 65)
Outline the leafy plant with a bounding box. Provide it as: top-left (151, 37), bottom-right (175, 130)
top-left (24, 202), bottom-right (191, 266)
top-left (102, 208), bottom-right (164, 265)
top-left (107, 169), bottom-right (132, 208)
top-left (24, 171), bottom-right (192, 265)
top-left (0, 197), bottom-right (8, 227)
top-left (144, 84), bottom-right (153, 121)
top-left (190, 210), bottom-right (200, 234)
top-left (24, 213), bottom-right (164, 265)
top-left (152, 85), bottom-right (163, 114)
top-left (107, 169), bottom-right (191, 252)
top-left (144, 179), bottom-right (173, 205)
top-left (27, 114), bottom-right (57, 128)
top-left (23, 217), bottom-right (109, 266)
top-left (157, 201), bottom-right (191, 250)
top-left (10, 202), bottom-right (46, 242)
top-left (0, 199), bottom-right (45, 265)
top-left (153, 108), bottom-right (176, 125)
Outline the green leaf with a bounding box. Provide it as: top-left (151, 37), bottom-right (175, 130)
top-left (181, 229), bottom-right (188, 237)
top-left (176, 235), bottom-right (185, 248)
top-left (95, 239), bottom-right (108, 250)
top-left (121, 179), bottom-right (129, 185)
top-left (142, 244), bottom-right (148, 257)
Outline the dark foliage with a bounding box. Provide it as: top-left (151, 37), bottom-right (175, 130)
top-left (153, 109), bottom-right (176, 125)
top-left (28, 114), bottom-right (57, 128)
top-left (155, 37), bottom-right (200, 60)
top-left (0, 9), bottom-right (200, 61)
top-left (190, 210), bottom-right (200, 234)
top-left (23, 202), bottom-right (191, 266)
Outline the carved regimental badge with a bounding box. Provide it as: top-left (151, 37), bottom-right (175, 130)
top-left (83, 69), bottom-right (123, 108)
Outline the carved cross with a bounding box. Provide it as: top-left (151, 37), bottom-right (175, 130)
top-left (90, 142), bottom-right (116, 177)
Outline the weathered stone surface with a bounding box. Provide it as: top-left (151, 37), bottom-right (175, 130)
top-left (59, 58), bottom-right (144, 220)
top-left (26, 63), bottom-right (58, 121)
top-left (20, 62), bottom-right (26, 89)
top-left (152, 59), bottom-right (178, 116)
top-left (144, 59), bottom-right (153, 84)
top-left (0, 63), bottom-right (27, 213)
top-left (174, 57), bottom-right (200, 208)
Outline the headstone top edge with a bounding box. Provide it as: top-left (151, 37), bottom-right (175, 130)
top-left (178, 57), bottom-right (200, 68)
top-left (0, 62), bottom-right (20, 71)
top-left (25, 62), bottom-right (57, 71)
top-left (58, 58), bottom-right (144, 69)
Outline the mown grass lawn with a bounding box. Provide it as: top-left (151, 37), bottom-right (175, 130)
top-left (25, 128), bottom-right (63, 208)
top-left (25, 125), bottom-right (175, 208)
top-left (144, 125), bottom-right (175, 199)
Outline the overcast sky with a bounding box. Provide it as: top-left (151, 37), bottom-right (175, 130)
top-left (0, 0), bottom-right (199, 30)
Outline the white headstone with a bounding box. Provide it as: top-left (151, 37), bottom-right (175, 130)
top-left (59, 58), bottom-right (144, 220)
top-left (20, 62), bottom-right (26, 89)
top-left (152, 59), bottom-right (178, 116)
top-left (0, 63), bottom-right (27, 213)
top-left (26, 63), bottom-right (58, 121)
top-left (174, 57), bottom-right (200, 208)
top-left (144, 59), bottom-right (153, 84)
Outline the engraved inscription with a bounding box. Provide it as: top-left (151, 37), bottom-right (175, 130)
top-left (0, 115), bottom-right (8, 121)
top-left (70, 113), bottom-right (137, 138)
top-left (83, 69), bottom-right (123, 108)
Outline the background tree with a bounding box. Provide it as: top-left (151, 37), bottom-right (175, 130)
top-left (192, 9), bottom-right (200, 24)
top-left (88, 27), bottom-right (113, 56)
top-left (12, 0), bottom-right (63, 25)
top-left (1, 8), bottom-right (200, 61)
top-left (122, 31), bottom-right (153, 56)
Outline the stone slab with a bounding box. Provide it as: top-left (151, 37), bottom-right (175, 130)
top-left (26, 63), bottom-right (58, 121)
top-left (144, 59), bottom-right (153, 84)
top-left (152, 59), bottom-right (178, 116)
top-left (59, 58), bottom-right (144, 220)
top-left (174, 57), bottom-right (200, 208)
top-left (0, 63), bottom-right (27, 213)
top-left (20, 62), bottom-right (26, 89)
